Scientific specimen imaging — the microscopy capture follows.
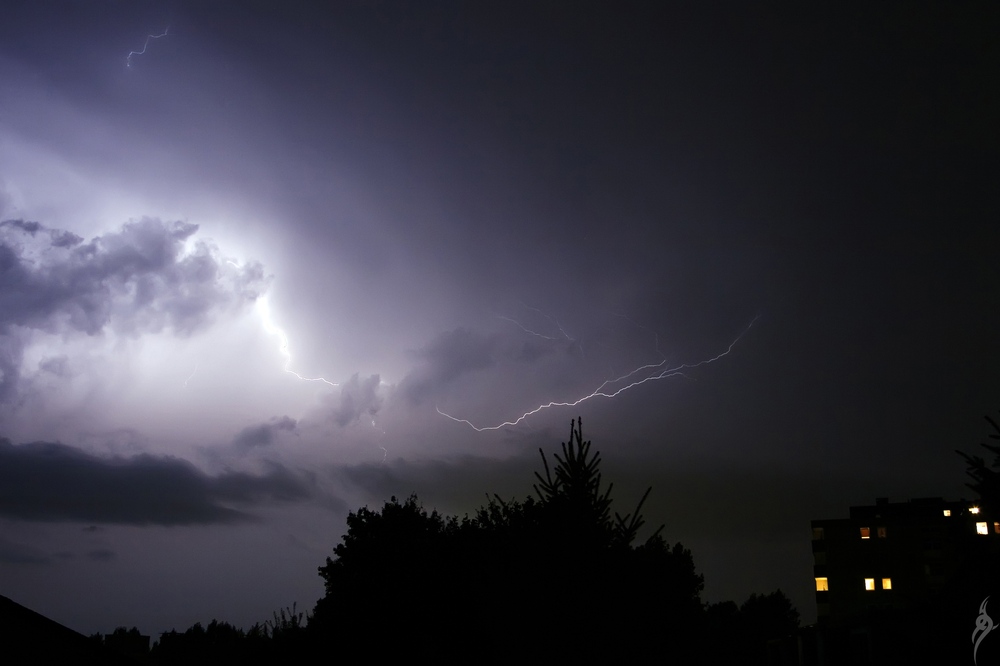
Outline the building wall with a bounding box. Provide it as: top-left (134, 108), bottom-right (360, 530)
top-left (811, 497), bottom-right (993, 625)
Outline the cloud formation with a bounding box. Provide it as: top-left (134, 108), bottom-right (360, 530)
top-left (398, 327), bottom-right (565, 406)
top-left (0, 536), bottom-right (50, 565)
top-left (233, 416), bottom-right (298, 450)
top-left (0, 217), bottom-right (267, 402)
top-left (328, 373), bottom-right (383, 426)
top-left (0, 438), bottom-right (311, 525)
top-left (0, 217), bottom-right (266, 335)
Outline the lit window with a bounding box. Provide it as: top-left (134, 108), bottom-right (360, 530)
top-left (877, 527), bottom-right (887, 538)
top-left (864, 578), bottom-right (875, 591)
top-left (995, 523), bottom-right (1000, 534)
top-left (882, 578), bottom-right (892, 590)
top-left (860, 527), bottom-right (871, 539)
top-left (815, 577), bottom-right (829, 592)
top-left (943, 509), bottom-right (951, 517)
top-left (971, 506), bottom-right (981, 514)
top-left (977, 522), bottom-right (989, 535)
top-left (812, 527), bottom-right (825, 540)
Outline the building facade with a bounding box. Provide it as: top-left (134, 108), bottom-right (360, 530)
top-left (811, 496), bottom-right (997, 625)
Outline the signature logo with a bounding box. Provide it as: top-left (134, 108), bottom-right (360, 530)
top-left (974, 596), bottom-right (995, 665)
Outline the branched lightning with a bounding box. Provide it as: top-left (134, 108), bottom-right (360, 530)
top-left (496, 315), bottom-right (564, 341)
top-left (497, 302), bottom-right (574, 342)
top-left (437, 314), bottom-right (759, 431)
top-left (256, 295), bottom-right (338, 387)
top-left (127, 27), bottom-right (169, 68)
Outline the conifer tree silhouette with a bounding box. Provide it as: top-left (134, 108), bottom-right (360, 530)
top-left (957, 412), bottom-right (1000, 509)
top-left (533, 417), bottom-right (662, 548)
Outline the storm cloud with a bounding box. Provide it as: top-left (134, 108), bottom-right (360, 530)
top-left (0, 536), bottom-right (50, 565)
top-left (328, 373), bottom-right (383, 427)
top-left (398, 327), bottom-right (565, 406)
top-left (0, 437), bottom-right (312, 525)
top-left (0, 1), bottom-right (995, 637)
top-left (0, 217), bottom-right (267, 401)
top-left (0, 217), bottom-right (265, 335)
top-left (233, 416), bottom-right (297, 450)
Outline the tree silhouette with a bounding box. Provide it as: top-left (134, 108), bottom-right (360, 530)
top-left (148, 613), bottom-right (309, 665)
top-left (703, 591), bottom-right (800, 665)
top-left (79, 417), bottom-right (802, 663)
top-left (956, 412), bottom-right (1000, 509)
top-left (311, 495), bottom-right (467, 658)
top-left (309, 418), bottom-right (704, 662)
top-left (532, 417), bottom-right (661, 548)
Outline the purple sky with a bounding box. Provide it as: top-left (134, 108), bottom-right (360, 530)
top-left (1, 2), bottom-right (997, 635)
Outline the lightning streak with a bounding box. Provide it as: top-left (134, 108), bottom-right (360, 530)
top-left (496, 315), bottom-right (564, 341)
top-left (497, 303), bottom-right (574, 342)
top-left (437, 315), bottom-right (759, 431)
top-left (127, 28), bottom-right (169, 68)
top-left (183, 363), bottom-right (199, 388)
top-left (256, 296), bottom-right (338, 387)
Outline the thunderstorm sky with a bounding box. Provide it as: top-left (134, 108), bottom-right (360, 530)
top-left (0, 2), bottom-right (997, 634)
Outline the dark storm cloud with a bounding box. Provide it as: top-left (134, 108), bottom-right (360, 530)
top-left (0, 335), bottom-right (23, 403)
top-left (233, 416), bottom-right (297, 450)
top-left (3, 219), bottom-right (42, 235)
top-left (335, 433), bottom-right (568, 512)
top-left (85, 548), bottom-right (115, 562)
top-left (328, 373), bottom-right (383, 427)
top-left (0, 217), bottom-right (267, 401)
top-left (0, 219), bottom-right (81, 248)
top-left (0, 437), bottom-right (312, 525)
top-left (0, 536), bottom-right (50, 565)
top-left (398, 327), bottom-right (564, 405)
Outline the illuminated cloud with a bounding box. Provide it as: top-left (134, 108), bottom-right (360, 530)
top-left (0, 1), bottom-right (992, 637)
top-left (328, 373), bottom-right (383, 427)
top-left (0, 217), bottom-right (265, 335)
top-left (0, 217), bottom-right (267, 402)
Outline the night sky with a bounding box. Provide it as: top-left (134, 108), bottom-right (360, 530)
top-left (1, 2), bottom-right (998, 635)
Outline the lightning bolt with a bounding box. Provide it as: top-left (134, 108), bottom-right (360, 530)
top-left (127, 28), bottom-right (169, 68)
top-left (256, 295), bottom-right (338, 388)
top-left (437, 315), bottom-right (759, 431)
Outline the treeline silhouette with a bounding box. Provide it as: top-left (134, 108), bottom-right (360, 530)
top-left (92, 419), bottom-right (798, 664)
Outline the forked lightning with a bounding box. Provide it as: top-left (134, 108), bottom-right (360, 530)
top-left (127, 28), bottom-right (169, 68)
top-left (437, 315), bottom-right (758, 431)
